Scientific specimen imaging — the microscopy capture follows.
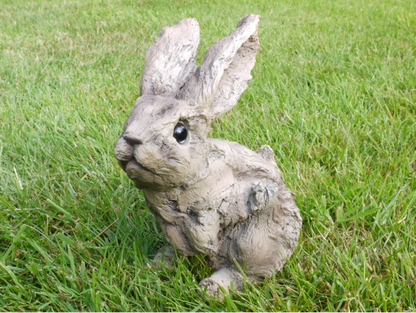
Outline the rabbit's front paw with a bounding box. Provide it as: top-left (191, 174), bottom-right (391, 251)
top-left (199, 267), bottom-right (242, 298)
top-left (199, 277), bottom-right (221, 297)
top-left (151, 245), bottom-right (177, 270)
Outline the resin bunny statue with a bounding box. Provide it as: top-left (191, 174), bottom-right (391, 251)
top-left (114, 14), bottom-right (302, 297)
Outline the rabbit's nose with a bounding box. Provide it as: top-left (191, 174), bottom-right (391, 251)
top-left (123, 132), bottom-right (142, 145)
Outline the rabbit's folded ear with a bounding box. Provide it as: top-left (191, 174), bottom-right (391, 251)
top-left (140, 18), bottom-right (200, 97)
top-left (178, 14), bottom-right (260, 120)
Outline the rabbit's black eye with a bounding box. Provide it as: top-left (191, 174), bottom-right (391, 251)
top-left (174, 123), bottom-right (187, 144)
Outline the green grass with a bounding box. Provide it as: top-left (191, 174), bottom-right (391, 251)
top-left (0, 0), bottom-right (415, 311)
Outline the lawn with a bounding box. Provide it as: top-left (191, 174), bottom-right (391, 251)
top-left (0, 0), bottom-right (415, 311)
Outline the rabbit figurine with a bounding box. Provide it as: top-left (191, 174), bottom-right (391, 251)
top-left (114, 14), bottom-right (302, 296)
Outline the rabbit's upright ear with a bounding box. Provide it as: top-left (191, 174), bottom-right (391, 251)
top-left (140, 19), bottom-right (200, 97)
top-left (178, 14), bottom-right (260, 120)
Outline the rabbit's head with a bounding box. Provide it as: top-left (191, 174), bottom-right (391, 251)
top-left (114, 15), bottom-right (260, 191)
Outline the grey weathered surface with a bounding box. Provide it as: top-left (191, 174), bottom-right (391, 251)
top-left (114, 14), bottom-right (302, 297)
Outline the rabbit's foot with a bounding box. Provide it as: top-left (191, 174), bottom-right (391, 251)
top-left (199, 267), bottom-right (242, 298)
top-left (151, 245), bottom-right (177, 269)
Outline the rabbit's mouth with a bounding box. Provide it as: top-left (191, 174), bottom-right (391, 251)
top-left (117, 160), bottom-right (129, 172)
top-left (124, 156), bottom-right (167, 190)
top-left (118, 153), bottom-right (151, 173)
top-left (124, 155), bottom-right (146, 171)
top-left (126, 156), bottom-right (157, 177)
top-left (131, 156), bottom-right (150, 171)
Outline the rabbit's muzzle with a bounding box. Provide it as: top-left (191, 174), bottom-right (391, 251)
top-left (114, 137), bottom-right (152, 189)
top-left (114, 136), bottom-right (147, 175)
top-left (114, 136), bottom-right (178, 190)
top-left (114, 136), bottom-right (150, 172)
top-left (114, 137), bottom-right (134, 170)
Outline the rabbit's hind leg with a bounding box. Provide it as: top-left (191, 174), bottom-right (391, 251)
top-left (199, 266), bottom-right (243, 298)
top-left (225, 180), bottom-right (300, 280)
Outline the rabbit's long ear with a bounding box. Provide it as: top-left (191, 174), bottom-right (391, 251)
top-left (140, 18), bottom-right (200, 97)
top-left (178, 14), bottom-right (260, 119)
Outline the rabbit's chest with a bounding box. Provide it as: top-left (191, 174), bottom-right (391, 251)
top-left (145, 164), bottom-right (238, 255)
top-left (170, 163), bottom-right (235, 213)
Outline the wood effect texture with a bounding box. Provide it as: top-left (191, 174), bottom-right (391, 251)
top-left (114, 14), bottom-right (302, 297)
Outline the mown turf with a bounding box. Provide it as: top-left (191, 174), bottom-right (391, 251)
top-left (0, 0), bottom-right (415, 311)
